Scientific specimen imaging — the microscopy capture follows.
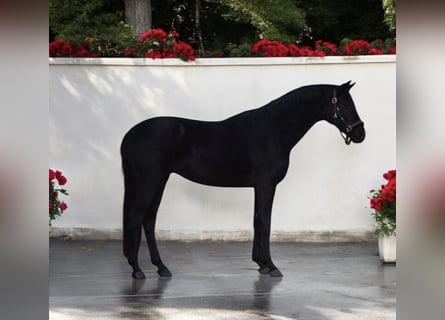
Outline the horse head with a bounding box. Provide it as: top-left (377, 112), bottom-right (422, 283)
top-left (327, 81), bottom-right (365, 145)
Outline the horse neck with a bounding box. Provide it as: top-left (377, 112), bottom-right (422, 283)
top-left (262, 87), bottom-right (329, 150)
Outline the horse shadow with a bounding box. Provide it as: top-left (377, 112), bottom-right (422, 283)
top-left (252, 276), bottom-right (283, 311)
top-left (119, 274), bottom-right (282, 316)
top-left (121, 276), bottom-right (172, 300)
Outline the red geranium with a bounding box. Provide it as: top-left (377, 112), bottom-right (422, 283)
top-left (49, 32), bottom-right (395, 59)
top-left (343, 40), bottom-right (372, 55)
top-left (252, 39), bottom-right (289, 57)
top-left (136, 28), bottom-right (195, 61)
top-left (173, 42), bottom-right (196, 60)
top-left (315, 40), bottom-right (338, 55)
top-left (145, 50), bottom-right (162, 59)
top-left (49, 39), bottom-right (96, 57)
top-left (140, 28), bottom-right (168, 43)
top-left (368, 48), bottom-right (385, 55)
top-left (369, 169), bottom-right (396, 236)
top-left (49, 169), bottom-right (69, 226)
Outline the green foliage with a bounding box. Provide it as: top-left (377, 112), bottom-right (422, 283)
top-left (225, 42), bottom-right (253, 57)
top-left (220, 0), bottom-right (305, 43)
top-left (371, 201), bottom-right (396, 236)
top-left (382, 0), bottom-right (396, 32)
top-left (49, 0), bottom-right (137, 51)
top-left (49, 0), bottom-right (395, 55)
top-left (370, 38), bottom-right (396, 51)
top-left (296, 0), bottom-right (393, 46)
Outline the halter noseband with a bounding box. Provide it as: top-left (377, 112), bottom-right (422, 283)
top-left (331, 91), bottom-right (363, 145)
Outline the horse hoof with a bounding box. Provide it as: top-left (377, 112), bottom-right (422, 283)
top-left (258, 267), bottom-right (270, 275)
top-left (269, 268), bottom-right (283, 277)
top-left (158, 268), bottom-right (172, 278)
top-left (132, 270), bottom-right (146, 279)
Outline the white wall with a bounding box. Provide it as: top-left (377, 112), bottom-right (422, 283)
top-left (49, 56), bottom-right (396, 240)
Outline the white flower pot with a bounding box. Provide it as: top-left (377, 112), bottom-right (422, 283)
top-left (378, 235), bottom-right (396, 263)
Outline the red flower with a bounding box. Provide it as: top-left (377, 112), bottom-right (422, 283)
top-left (383, 169), bottom-right (396, 181)
top-left (252, 40), bottom-right (288, 57)
top-left (344, 40), bottom-right (371, 55)
top-left (61, 43), bottom-right (73, 57)
top-left (49, 39), bottom-right (65, 57)
top-left (315, 40), bottom-right (338, 55)
top-left (140, 28), bottom-right (167, 42)
top-left (53, 170), bottom-right (67, 185)
top-left (370, 169), bottom-right (397, 211)
top-left (288, 44), bottom-right (303, 57)
top-left (368, 48), bottom-right (385, 55)
top-left (370, 197), bottom-right (384, 211)
top-left (389, 46), bottom-right (396, 54)
top-left (49, 168), bottom-right (69, 225)
top-left (123, 48), bottom-right (138, 57)
top-left (312, 49), bottom-right (326, 57)
top-left (60, 202), bottom-right (68, 211)
top-left (49, 169), bottom-right (56, 181)
top-left (75, 45), bottom-right (95, 57)
top-left (145, 51), bottom-right (162, 59)
top-left (57, 175), bottom-right (67, 186)
top-left (173, 42), bottom-right (195, 60)
top-left (168, 30), bottom-right (180, 38)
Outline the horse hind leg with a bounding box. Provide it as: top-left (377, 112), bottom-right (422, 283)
top-left (123, 185), bottom-right (149, 279)
top-left (142, 177), bottom-right (172, 277)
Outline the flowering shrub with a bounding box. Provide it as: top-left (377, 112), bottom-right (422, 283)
top-left (314, 40), bottom-right (338, 56)
top-left (49, 39), bottom-right (97, 58)
top-left (251, 38), bottom-right (395, 58)
top-left (251, 39), bottom-right (289, 57)
top-left (343, 40), bottom-right (372, 55)
top-left (49, 28), bottom-right (195, 61)
top-left (135, 29), bottom-right (195, 60)
top-left (49, 169), bottom-right (69, 226)
top-left (49, 29), bottom-right (395, 59)
top-left (288, 44), bottom-right (325, 57)
top-left (370, 169), bottom-right (396, 236)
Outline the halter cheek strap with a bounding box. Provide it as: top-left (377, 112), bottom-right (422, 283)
top-left (331, 90), bottom-right (363, 145)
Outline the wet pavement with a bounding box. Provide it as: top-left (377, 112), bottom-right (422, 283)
top-left (49, 239), bottom-right (396, 319)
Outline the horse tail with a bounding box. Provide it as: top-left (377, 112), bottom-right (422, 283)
top-left (121, 134), bottom-right (135, 258)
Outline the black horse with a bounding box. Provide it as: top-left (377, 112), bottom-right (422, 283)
top-left (121, 81), bottom-right (365, 279)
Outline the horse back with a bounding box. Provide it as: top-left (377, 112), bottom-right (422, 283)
top-left (121, 115), bottom-right (289, 187)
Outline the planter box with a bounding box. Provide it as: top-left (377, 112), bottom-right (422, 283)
top-left (378, 235), bottom-right (396, 263)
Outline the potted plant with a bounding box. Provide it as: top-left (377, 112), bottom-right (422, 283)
top-left (369, 169), bottom-right (396, 263)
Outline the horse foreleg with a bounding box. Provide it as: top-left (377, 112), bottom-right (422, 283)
top-left (253, 185), bottom-right (283, 277)
top-left (252, 211), bottom-right (267, 272)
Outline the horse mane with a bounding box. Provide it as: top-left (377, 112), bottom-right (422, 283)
top-left (264, 85), bottom-right (332, 112)
top-left (223, 84), bottom-right (334, 124)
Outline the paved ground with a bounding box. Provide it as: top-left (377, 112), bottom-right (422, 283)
top-left (49, 239), bottom-right (396, 320)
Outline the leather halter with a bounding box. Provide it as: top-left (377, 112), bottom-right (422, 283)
top-left (331, 91), bottom-right (363, 145)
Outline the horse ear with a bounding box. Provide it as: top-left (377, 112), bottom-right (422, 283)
top-left (339, 81), bottom-right (355, 94)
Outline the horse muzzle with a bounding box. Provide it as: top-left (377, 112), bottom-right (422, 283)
top-left (347, 123), bottom-right (366, 144)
